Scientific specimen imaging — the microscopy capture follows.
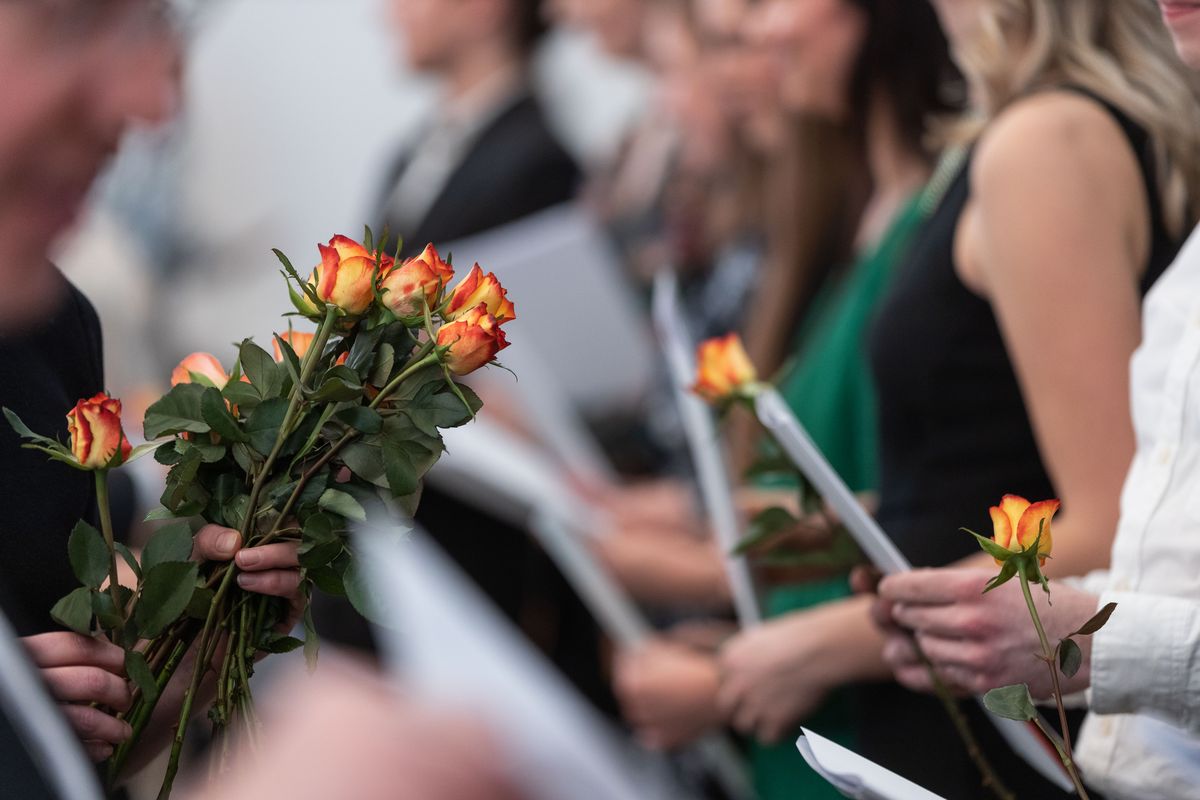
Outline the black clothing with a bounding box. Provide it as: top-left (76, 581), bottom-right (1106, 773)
top-left (0, 279), bottom-right (104, 636)
top-left (864, 90), bottom-right (1181, 796)
top-left (377, 92), bottom-right (581, 258)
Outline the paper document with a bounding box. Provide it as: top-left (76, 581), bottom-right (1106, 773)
top-left (652, 270), bottom-right (761, 626)
top-left (361, 521), bottom-right (694, 800)
top-left (797, 729), bottom-right (945, 800)
top-left (755, 389), bottom-right (1075, 792)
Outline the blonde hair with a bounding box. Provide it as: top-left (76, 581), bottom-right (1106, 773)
top-left (951, 0), bottom-right (1200, 236)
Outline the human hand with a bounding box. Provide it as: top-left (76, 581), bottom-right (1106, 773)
top-left (592, 528), bottom-right (730, 612)
top-left (598, 479), bottom-right (702, 536)
top-left (716, 612), bottom-right (836, 743)
top-left (192, 525), bottom-right (304, 628)
top-left (22, 632), bottom-right (132, 761)
top-left (614, 639), bottom-right (723, 749)
top-left (878, 568), bottom-right (1099, 699)
top-left (185, 658), bottom-right (522, 800)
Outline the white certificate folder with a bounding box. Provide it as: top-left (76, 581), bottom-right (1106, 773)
top-left (754, 388), bottom-right (1075, 793)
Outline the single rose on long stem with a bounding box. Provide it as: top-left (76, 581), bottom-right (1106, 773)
top-left (692, 333), bottom-right (759, 404)
top-left (294, 235), bottom-right (383, 320)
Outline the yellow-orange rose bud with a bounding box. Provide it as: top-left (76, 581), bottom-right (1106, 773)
top-left (300, 235), bottom-right (384, 318)
top-left (692, 333), bottom-right (757, 403)
top-left (379, 243), bottom-right (455, 318)
top-left (171, 352), bottom-right (229, 389)
top-left (274, 331), bottom-right (315, 362)
top-left (444, 263), bottom-right (515, 324)
top-left (988, 494), bottom-right (1058, 566)
top-left (67, 393), bottom-right (132, 470)
top-left (436, 304), bottom-right (509, 375)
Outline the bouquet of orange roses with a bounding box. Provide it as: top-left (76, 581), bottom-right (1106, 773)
top-left (6, 231), bottom-right (514, 798)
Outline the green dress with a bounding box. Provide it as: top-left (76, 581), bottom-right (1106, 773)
top-left (751, 193), bottom-right (926, 799)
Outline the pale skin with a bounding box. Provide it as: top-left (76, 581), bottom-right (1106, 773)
top-left (873, 0), bottom-right (1200, 701)
top-left (619, 11), bottom-right (1156, 747)
top-left (23, 525), bottom-right (303, 765)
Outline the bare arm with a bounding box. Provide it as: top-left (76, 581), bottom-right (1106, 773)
top-left (961, 92), bottom-right (1149, 578)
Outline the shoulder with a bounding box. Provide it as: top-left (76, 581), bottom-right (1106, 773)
top-left (971, 90), bottom-right (1138, 198)
top-left (485, 96), bottom-right (579, 170)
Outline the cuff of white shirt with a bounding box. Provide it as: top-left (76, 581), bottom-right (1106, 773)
top-left (1090, 591), bottom-right (1200, 731)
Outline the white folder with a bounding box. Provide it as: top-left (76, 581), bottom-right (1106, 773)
top-left (796, 728), bottom-right (945, 800)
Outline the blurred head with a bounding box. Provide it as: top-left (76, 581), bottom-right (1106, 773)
top-left (932, 0), bottom-right (1200, 236)
top-left (560, 0), bottom-right (646, 58)
top-left (1157, 1), bottom-right (1200, 69)
top-left (389, 0), bottom-right (547, 70)
top-left (0, 0), bottom-right (179, 272)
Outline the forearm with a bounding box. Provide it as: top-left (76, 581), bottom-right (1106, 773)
top-left (809, 594), bottom-right (891, 685)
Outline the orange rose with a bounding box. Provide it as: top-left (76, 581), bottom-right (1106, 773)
top-left (692, 333), bottom-right (757, 403)
top-left (436, 304), bottom-right (509, 375)
top-left (274, 331), bottom-right (315, 361)
top-left (379, 243), bottom-right (454, 318)
top-left (298, 235), bottom-right (384, 318)
top-left (67, 393), bottom-right (132, 470)
top-left (170, 352), bottom-right (229, 389)
top-left (444, 263), bottom-right (515, 324)
top-left (988, 494), bottom-right (1058, 566)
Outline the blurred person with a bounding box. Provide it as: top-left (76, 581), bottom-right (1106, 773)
top-left (0, 0), bottom-right (307, 781)
top-left (376, 0), bottom-right (580, 256)
top-left (850, 0), bottom-right (1200, 794)
top-left (869, 3), bottom-right (1200, 797)
top-left (613, 3), bottom-right (959, 799)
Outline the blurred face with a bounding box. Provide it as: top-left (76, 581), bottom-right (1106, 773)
top-left (389, 0), bottom-right (470, 71)
top-left (751, 0), bottom-right (866, 118)
top-left (0, 0), bottom-right (178, 272)
top-left (1158, 1), bottom-right (1200, 68)
top-left (566, 0), bottom-right (645, 58)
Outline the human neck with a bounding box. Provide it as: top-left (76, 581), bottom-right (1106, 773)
top-left (856, 92), bottom-right (931, 250)
top-left (442, 39), bottom-right (524, 104)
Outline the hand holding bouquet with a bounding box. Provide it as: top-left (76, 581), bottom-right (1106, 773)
top-left (7, 232), bottom-right (514, 798)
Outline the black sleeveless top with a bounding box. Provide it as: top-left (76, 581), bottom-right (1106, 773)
top-left (0, 276), bottom-right (104, 636)
top-left (862, 90), bottom-right (1183, 796)
top-left (870, 89), bottom-right (1180, 568)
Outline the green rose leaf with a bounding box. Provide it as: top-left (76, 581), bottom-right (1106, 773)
top-left (982, 558), bottom-right (1020, 593)
top-left (308, 366), bottom-right (365, 404)
top-left (259, 634), bottom-right (305, 654)
top-left (91, 586), bottom-right (131, 630)
top-left (114, 541), bottom-right (142, 580)
top-left (318, 488), bottom-right (367, 522)
top-left (144, 384), bottom-right (211, 439)
top-left (381, 439), bottom-right (418, 497)
top-left (335, 406), bottom-right (383, 435)
top-left (185, 587), bottom-right (214, 620)
top-left (67, 520), bottom-right (110, 589)
top-left (142, 521), bottom-right (194, 572)
top-left (125, 650), bottom-right (160, 706)
top-left (963, 528), bottom-right (1014, 563)
top-left (1058, 637), bottom-right (1083, 678)
top-left (200, 387), bottom-right (248, 443)
top-left (50, 587), bottom-right (94, 635)
top-left (734, 506), bottom-right (801, 555)
top-left (222, 379), bottom-right (262, 415)
top-left (136, 561), bottom-right (200, 637)
top-left (246, 397), bottom-right (289, 456)
top-left (982, 683), bottom-right (1037, 722)
top-left (1072, 601), bottom-right (1118, 637)
top-left (299, 513), bottom-right (344, 569)
top-left (343, 558), bottom-right (383, 624)
top-left (239, 340), bottom-right (283, 400)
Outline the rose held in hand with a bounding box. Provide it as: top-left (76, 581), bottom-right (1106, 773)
top-left (297, 235), bottom-right (384, 318)
top-left (692, 333), bottom-right (758, 403)
top-left (170, 352), bottom-right (229, 389)
top-left (67, 393), bottom-right (131, 469)
top-left (988, 494), bottom-right (1057, 566)
top-left (436, 304), bottom-right (509, 375)
top-left (444, 263), bottom-right (516, 323)
top-left (379, 243), bottom-right (454, 318)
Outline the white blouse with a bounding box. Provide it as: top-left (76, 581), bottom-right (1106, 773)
top-left (1075, 224), bottom-right (1200, 798)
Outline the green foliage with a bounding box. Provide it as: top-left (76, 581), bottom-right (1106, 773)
top-left (307, 366), bottom-right (364, 404)
top-left (67, 520), bottom-right (110, 589)
top-left (318, 489), bottom-right (366, 522)
top-left (734, 506), bottom-right (800, 555)
top-left (246, 398), bottom-right (289, 456)
top-left (135, 562), bottom-right (199, 637)
top-left (144, 384), bottom-right (211, 439)
top-left (200, 388), bottom-right (247, 443)
top-left (1073, 602), bottom-right (1118, 637)
top-left (50, 587), bottom-right (93, 635)
top-left (1058, 637), bottom-right (1082, 678)
top-left (125, 650), bottom-right (160, 706)
top-left (983, 684), bottom-right (1037, 722)
top-left (239, 340), bottom-right (283, 400)
top-left (336, 406), bottom-right (382, 435)
top-left (141, 522), bottom-right (194, 572)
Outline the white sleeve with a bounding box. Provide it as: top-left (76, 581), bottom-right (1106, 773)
top-left (1059, 569), bottom-right (1110, 596)
top-left (1089, 590), bottom-right (1200, 731)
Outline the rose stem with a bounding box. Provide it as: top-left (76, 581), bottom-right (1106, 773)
top-left (1018, 569), bottom-right (1090, 799)
top-left (95, 471), bottom-right (126, 644)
